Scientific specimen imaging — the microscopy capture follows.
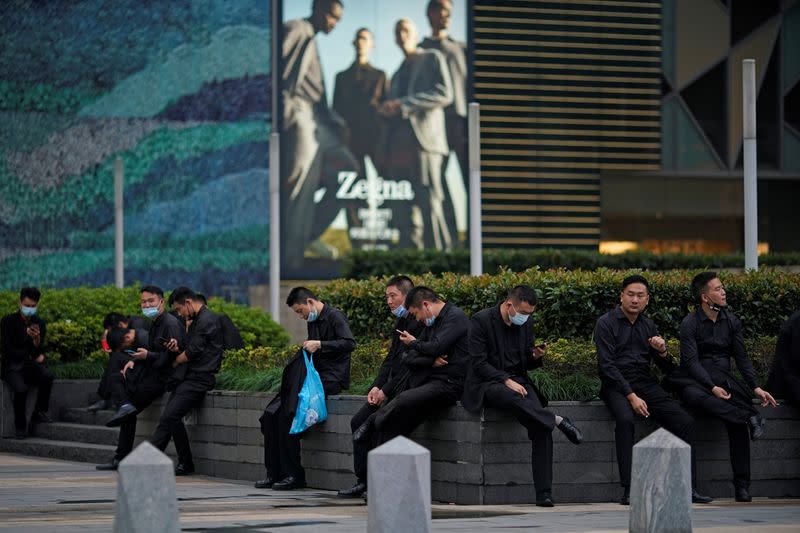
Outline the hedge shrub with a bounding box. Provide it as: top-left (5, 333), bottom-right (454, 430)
top-left (342, 248), bottom-right (800, 279)
top-left (0, 285), bottom-right (289, 362)
top-left (316, 268), bottom-right (800, 341)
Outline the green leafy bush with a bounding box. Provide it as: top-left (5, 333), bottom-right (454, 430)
top-left (342, 248), bottom-right (800, 278)
top-left (316, 269), bottom-right (800, 341)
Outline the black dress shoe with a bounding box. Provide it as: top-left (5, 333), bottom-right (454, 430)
top-left (175, 463), bottom-right (195, 476)
top-left (30, 411), bottom-right (52, 424)
top-left (105, 404), bottom-right (137, 428)
top-left (352, 414), bottom-right (376, 443)
top-left (747, 415), bottom-right (765, 441)
top-left (735, 487), bottom-right (752, 502)
top-left (272, 476), bottom-right (306, 490)
top-left (691, 489), bottom-right (713, 504)
top-left (86, 399), bottom-right (110, 413)
top-left (337, 481), bottom-right (367, 498)
top-left (254, 477), bottom-right (274, 489)
top-left (557, 417), bottom-right (583, 445)
top-left (620, 486), bottom-right (630, 505)
top-left (96, 458), bottom-right (121, 471)
top-left (535, 490), bottom-right (554, 507)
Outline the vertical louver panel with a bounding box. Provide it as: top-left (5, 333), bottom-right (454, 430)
top-left (473, 0), bottom-right (662, 248)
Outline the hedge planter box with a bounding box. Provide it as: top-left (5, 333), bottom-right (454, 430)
top-left (132, 392), bottom-right (800, 504)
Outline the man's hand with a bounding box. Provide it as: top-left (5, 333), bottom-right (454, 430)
top-left (432, 356), bottom-right (448, 368)
top-left (504, 378), bottom-right (528, 397)
top-left (367, 387), bottom-right (387, 406)
top-left (121, 360), bottom-right (135, 377)
top-left (533, 343), bottom-right (547, 359)
top-left (378, 99), bottom-right (402, 117)
top-left (172, 352), bottom-right (188, 368)
top-left (302, 340), bottom-right (322, 353)
top-left (27, 324), bottom-right (41, 346)
top-left (754, 387), bottom-right (777, 407)
top-left (165, 338), bottom-right (180, 353)
top-left (398, 330), bottom-right (416, 345)
top-left (627, 392), bottom-right (650, 417)
top-left (648, 336), bottom-right (667, 356)
top-left (34, 354), bottom-right (44, 364)
top-left (132, 348), bottom-right (148, 360)
top-left (711, 385), bottom-right (731, 400)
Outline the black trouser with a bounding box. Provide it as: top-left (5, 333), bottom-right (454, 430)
top-left (373, 379), bottom-right (460, 445)
top-left (483, 378), bottom-right (556, 495)
top-left (680, 381), bottom-right (756, 489)
top-left (601, 379), bottom-right (697, 489)
top-left (109, 370), bottom-right (166, 460)
top-left (261, 381), bottom-right (341, 482)
top-left (96, 352), bottom-right (129, 402)
top-left (350, 401), bottom-right (381, 483)
top-left (149, 377), bottom-right (212, 466)
top-left (4, 362), bottom-right (53, 430)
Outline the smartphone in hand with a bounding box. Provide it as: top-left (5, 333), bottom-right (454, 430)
top-left (124, 349), bottom-right (137, 355)
top-left (157, 336), bottom-right (169, 344)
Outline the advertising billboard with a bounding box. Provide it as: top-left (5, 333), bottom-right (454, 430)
top-left (279, 0), bottom-right (468, 278)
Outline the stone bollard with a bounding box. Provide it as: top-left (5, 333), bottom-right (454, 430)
top-left (113, 441), bottom-right (180, 533)
top-left (629, 428), bottom-right (692, 533)
top-left (367, 436), bottom-right (431, 533)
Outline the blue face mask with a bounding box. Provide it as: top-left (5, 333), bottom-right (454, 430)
top-left (424, 305), bottom-right (436, 327)
top-left (509, 302), bottom-right (529, 326)
top-left (142, 306), bottom-right (160, 319)
top-left (392, 305), bottom-right (407, 318)
top-left (307, 301), bottom-right (318, 322)
top-left (20, 305), bottom-right (37, 317)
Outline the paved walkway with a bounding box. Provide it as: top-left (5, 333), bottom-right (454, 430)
top-left (0, 453), bottom-right (798, 532)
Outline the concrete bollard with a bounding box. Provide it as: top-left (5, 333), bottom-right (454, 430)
top-left (367, 436), bottom-right (431, 533)
top-left (113, 441), bottom-right (180, 533)
top-left (629, 428), bottom-right (692, 533)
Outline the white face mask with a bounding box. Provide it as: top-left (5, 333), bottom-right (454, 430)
top-left (20, 305), bottom-right (37, 317)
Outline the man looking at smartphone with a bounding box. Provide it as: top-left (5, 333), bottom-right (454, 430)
top-left (340, 286), bottom-right (468, 497)
top-left (462, 285), bottom-right (583, 507)
top-left (97, 285), bottom-right (186, 470)
top-left (149, 287), bottom-right (221, 476)
top-left (337, 275), bottom-right (424, 498)
top-left (1, 287), bottom-right (53, 439)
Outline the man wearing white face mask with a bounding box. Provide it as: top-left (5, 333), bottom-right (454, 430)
top-left (338, 275), bottom-right (424, 498)
top-left (257, 286), bottom-right (355, 491)
top-left (462, 285), bottom-right (583, 507)
top-left (1, 287), bottom-right (53, 439)
top-left (97, 285), bottom-right (186, 470)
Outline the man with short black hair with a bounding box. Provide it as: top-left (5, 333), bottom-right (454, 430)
top-left (462, 285), bottom-right (583, 507)
top-left (351, 286), bottom-right (468, 462)
top-left (96, 285), bottom-right (186, 470)
top-left (1, 287), bottom-right (53, 439)
top-left (148, 287), bottom-right (223, 476)
top-left (676, 271), bottom-right (777, 502)
top-left (337, 275), bottom-right (424, 498)
top-left (88, 312), bottom-right (151, 412)
top-left (257, 286), bottom-right (355, 490)
top-left (595, 275), bottom-right (712, 505)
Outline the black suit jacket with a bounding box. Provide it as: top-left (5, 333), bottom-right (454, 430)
top-left (461, 305), bottom-right (545, 413)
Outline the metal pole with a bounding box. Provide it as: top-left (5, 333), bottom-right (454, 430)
top-left (742, 59), bottom-right (758, 271)
top-left (468, 102), bottom-right (482, 276)
top-left (269, 132), bottom-right (281, 324)
top-left (114, 157), bottom-right (124, 288)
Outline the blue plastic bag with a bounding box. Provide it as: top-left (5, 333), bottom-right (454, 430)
top-left (289, 350), bottom-right (328, 434)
